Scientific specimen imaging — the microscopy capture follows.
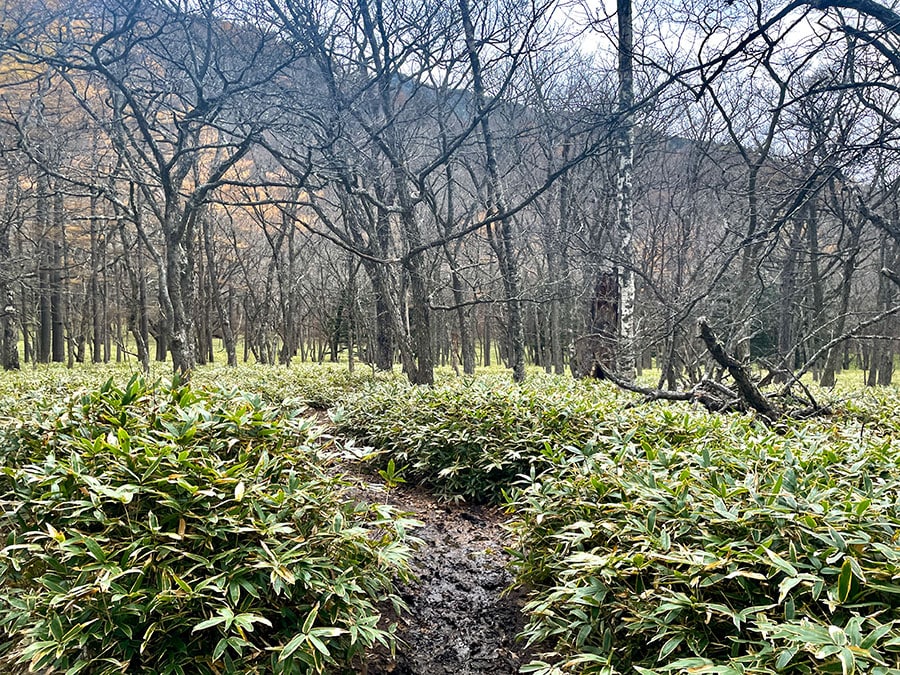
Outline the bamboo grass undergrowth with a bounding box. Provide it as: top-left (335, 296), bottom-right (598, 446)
top-left (1, 365), bottom-right (899, 674)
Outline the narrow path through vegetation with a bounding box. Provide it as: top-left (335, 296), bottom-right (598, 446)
top-left (340, 473), bottom-right (529, 674)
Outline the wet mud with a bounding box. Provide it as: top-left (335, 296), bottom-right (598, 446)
top-left (350, 480), bottom-right (530, 675)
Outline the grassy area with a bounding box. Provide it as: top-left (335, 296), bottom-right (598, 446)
top-left (0, 361), bottom-right (395, 417)
top-left (330, 371), bottom-right (900, 673)
top-left (332, 374), bottom-right (627, 502)
top-left (0, 373), bottom-right (415, 674)
top-left (0, 363), bottom-right (898, 674)
top-left (508, 397), bottom-right (900, 674)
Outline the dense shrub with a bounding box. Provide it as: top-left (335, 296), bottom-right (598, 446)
top-left (332, 374), bottom-right (624, 502)
top-left (509, 403), bottom-right (900, 674)
top-left (4, 366), bottom-right (897, 674)
top-left (193, 363), bottom-right (397, 411)
top-left (0, 377), bottom-right (415, 674)
top-left (332, 372), bottom-right (900, 673)
top-left (0, 361), bottom-right (394, 419)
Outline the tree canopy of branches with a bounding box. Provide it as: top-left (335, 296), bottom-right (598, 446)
top-left (0, 0), bottom-right (896, 395)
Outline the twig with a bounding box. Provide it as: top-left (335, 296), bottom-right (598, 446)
top-left (883, 267), bottom-right (900, 288)
top-left (786, 302), bottom-right (900, 390)
top-left (593, 363), bottom-right (693, 402)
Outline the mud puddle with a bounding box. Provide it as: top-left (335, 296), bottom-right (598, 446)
top-left (344, 477), bottom-right (529, 675)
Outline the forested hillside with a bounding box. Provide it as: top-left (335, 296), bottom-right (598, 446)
top-left (0, 0), bottom-right (897, 386)
top-left (1, 2), bottom-right (900, 673)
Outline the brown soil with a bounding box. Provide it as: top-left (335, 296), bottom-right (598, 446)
top-left (341, 475), bottom-right (530, 675)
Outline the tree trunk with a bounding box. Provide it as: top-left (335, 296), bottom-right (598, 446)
top-left (102, 230), bottom-right (110, 363)
top-left (877, 237), bottom-right (897, 385)
top-left (777, 218), bottom-right (804, 377)
top-left (806, 198), bottom-right (825, 380)
top-left (573, 271), bottom-right (620, 378)
top-left (155, 331), bottom-right (168, 362)
top-left (347, 256), bottom-right (357, 373)
top-left (402, 254), bottom-right (434, 385)
top-left (195, 241), bottom-right (209, 367)
top-left (616, 0), bottom-right (637, 382)
top-left (89, 193), bottom-right (104, 363)
top-left (202, 217), bottom-right (236, 367)
top-left (0, 177), bottom-right (19, 370)
top-left (50, 241), bottom-right (65, 363)
top-left (136, 250), bottom-right (150, 371)
top-left (374, 288), bottom-right (393, 370)
top-left (58, 190), bottom-right (74, 368)
top-left (36, 173), bottom-right (51, 363)
top-left (448, 266), bottom-right (476, 375)
top-left (460, 0), bottom-right (525, 383)
top-left (549, 142), bottom-right (571, 376)
top-left (820, 216), bottom-right (862, 387)
top-left (359, 259), bottom-right (395, 371)
top-left (1, 290), bottom-right (18, 370)
top-left (165, 229), bottom-right (196, 377)
top-left (549, 295), bottom-right (564, 375)
top-left (38, 245), bottom-right (51, 363)
top-left (483, 315), bottom-right (491, 367)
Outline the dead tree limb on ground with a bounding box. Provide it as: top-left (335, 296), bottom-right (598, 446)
top-left (697, 317), bottom-right (781, 419)
top-left (589, 318), bottom-right (834, 421)
top-left (593, 361), bottom-right (740, 412)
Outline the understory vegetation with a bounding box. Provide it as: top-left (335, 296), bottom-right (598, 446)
top-left (510, 405), bottom-right (900, 674)
top-left (1, 364), bottom-right (899, 674)
top-left (335, 372), bottom-right (900, 674)
top-left (0, 371), bottom-right (415, 674)
top-left (332, 375), bottom-right (626, 503)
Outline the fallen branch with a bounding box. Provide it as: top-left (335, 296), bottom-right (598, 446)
top-left (591, 362), bottom-right (692, 402)
top-left (585, 318), bottom-right (834, 421)
top-left (697, 318), bottom-right (780, 419)
top-left (594, 362), bottom-right (746, 413)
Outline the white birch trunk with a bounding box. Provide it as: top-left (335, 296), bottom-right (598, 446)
top-left (617, 0), bottom-right (637, 382)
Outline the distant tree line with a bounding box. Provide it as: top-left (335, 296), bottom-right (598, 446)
top-left (0, 0), bottom-right (898, 386)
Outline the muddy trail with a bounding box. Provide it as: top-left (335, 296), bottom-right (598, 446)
top-left (362, 482), bottom-right (529, 674)
top-left (333, 466), bottom-right (531, 674)
top-left (311, 412), bottom-right (532, 674)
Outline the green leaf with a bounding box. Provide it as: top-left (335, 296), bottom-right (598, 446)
top-left (213, 638), bottom-right (229, 661)
top-left (838, 558), bottom-right (854, 604)
top-left (848, 557), bottom-right (867, 585)
top-left (233, 614), bottom-right (272, 632)
top-left (64, 660), bottom-right (90, 675)
top-left (280, 634), bottom-right (306, 662)
top-left (140, 622), bottom-right (157, 656)
top-left (775, 648), bottom-right (796, 670)
top-left (659, 635), bottom-right (683, 660)
top-left (830, 625), bottom-right (848, 646)
top-left (862, 622), bottom-right (894, 649)
top-left (306, 633), bottom-right (330, 657)
top-left (302, 604), bottom-right (319, 634)
top-left (778, 576), bottom-right (804, 604)
top-left (764, 547), bottom-right (798, 577)
top-left (838, 647), bottom-right (855, 675)
top-left (82, 536), bottom-right (106, 563)
top-left (171, 572), bottom-right (192, 595)
top-left (192, 616), bottom-right (227, 633)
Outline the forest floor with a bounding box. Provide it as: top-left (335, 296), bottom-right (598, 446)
top-left (311, 409), bottom-right (531, 675)
top-left (333, 461), bottom-right (530, 674)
